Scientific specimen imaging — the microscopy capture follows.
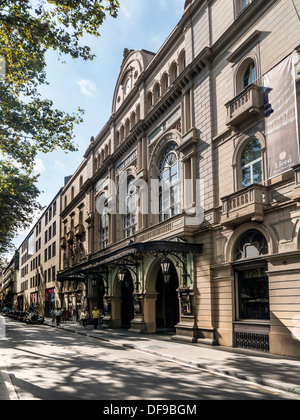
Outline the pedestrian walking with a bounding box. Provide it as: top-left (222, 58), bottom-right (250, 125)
top-left (50, 309), bottom-right (55, 325)
top-left (80, 308), bottom-right (88, 329)
top-left (72, 308), bottom-right (77, 324)
top-left (98, 308), bottom-right (104, 328)
top-left (92, 307), bottom-right (101, 330)
top-left (54, 308), bottom-right (61, 327)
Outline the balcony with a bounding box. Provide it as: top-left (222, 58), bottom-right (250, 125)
top-left (293, 163), bottom-right (300, 202)
top-left (75, 224), bottom-right (85, 238)
top-left (225, 84), bottom-right (263, 129)
top-left (221, 184), bottom-right (268, 227)
top-left (66, 230), bottom-right (75, 243)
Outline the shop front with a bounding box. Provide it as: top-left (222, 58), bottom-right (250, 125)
top-left (45, 289), bottom-right (55, 317)
top-left (232, 230), bottom-right (270, 352)
top-left (30, 292), bottom-right (39, 311)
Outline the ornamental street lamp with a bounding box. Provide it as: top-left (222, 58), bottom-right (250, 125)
top-left (160, 258), bottom-right (171, 284)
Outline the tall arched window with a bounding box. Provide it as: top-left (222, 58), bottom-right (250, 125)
top-left (161, 73), bottom-right (169, 94)
top-left (159, 144), bottom-right (181, 222)
top-left (147, 92), bottom-right (153, 110)
top-left (241, 139), bottom-right (262, 188)
top-left (123, 176), bottom-right (137, 238)
top-left (99, 196), bottom-right (109, 249)
top-left (233, 230), bottom-right (269, 322)
top-left (243, 60), bottom-right (256, 89)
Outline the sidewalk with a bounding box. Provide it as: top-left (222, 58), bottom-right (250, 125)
top-left (44, 317), bottom-right (300, 396)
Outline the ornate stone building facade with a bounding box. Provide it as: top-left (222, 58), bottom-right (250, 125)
top-left (58, 0), bottom-right (300, 357)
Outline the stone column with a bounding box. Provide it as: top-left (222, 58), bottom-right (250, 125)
top-left (110, 295), bottom-right (121, 328)
top-left (143, 291), bottom-right (158, 333)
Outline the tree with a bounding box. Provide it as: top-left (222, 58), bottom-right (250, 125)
top-left (0, 161), bottom-right (41, 255)
top-left (0, 0), bottom-right (120, 255)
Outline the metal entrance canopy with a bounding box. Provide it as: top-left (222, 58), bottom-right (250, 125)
top-left (57, 239), bottom-right (203, 282)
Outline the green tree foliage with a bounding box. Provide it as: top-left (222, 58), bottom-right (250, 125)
top-left (0, 161), bottom-right (41, 254)
top-left (0, 0), bottom-right (120, 255)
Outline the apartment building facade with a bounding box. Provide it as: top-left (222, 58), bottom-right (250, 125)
top-left (1, 252), bottom-right (19, 309)
top-left (57, 0), bottom-right (300, 357)
top-left (18, 189), bottom-right (62, 314)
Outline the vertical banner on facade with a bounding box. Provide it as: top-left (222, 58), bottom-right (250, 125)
top-left (264, 54), bottom-right (299, 179)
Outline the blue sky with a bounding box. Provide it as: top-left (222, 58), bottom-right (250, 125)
top-left (8, 0), bottom-right (186, 257)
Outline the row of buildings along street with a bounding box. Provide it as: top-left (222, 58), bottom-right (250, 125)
top-left (1, 0), bottom-right (300, 359)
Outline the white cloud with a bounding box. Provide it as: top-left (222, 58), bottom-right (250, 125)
top-left (119, 0), bottom-right (140, 19)
top-left (77, 79), bottom-right (97, 96)
top-left (121, 4), bottom-right (131, 19)
top-left (33, 158), bottom-right (45, 174)
top-left (54, 159), bottom-right (65, 170)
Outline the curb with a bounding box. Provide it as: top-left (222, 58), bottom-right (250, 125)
top-left (44, 321), bottom-right (300, 397)
top-left (0, 353), bottom-right (18, 400)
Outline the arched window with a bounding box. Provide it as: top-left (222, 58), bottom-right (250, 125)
top-left (170, 62), bottom-right (178, 83)
top-left (243, 60), bottom-right (256, 89)
top-left (241, 139), bottom-right (262, 188)
top-left (234, 230), bottom-right (268, 261)
top-left (136, 104), bottom-right (140, 121)
top-left (125, 118), bottom-right (130, 136)
top-left (147, 91), bottom-right (153, 110)
top-left (123, 176), bottom-right (137, 238)
top-left (120, 125), bottom-right (125, 142)
top-left (161, 73), bottom-right (169, 94)
top-left (178, 50), bottom-right (186, 73)
top-left (99, 196), bottom-right (109, 249)
top-left (116, 130), bottom-right (120, 146)
top-left (159, 144), bottom-right (181, 221)
top-left (153, 82), bottom-right (161, 104)
top-left (130, 111), bottom-right (136, 128)
top-left (233, 229), bottom-right (270, 322)
top-left (124, 77), bottom-right (131, 96)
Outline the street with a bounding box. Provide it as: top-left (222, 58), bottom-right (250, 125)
top-left (0, 317), bottom-right (299, 401)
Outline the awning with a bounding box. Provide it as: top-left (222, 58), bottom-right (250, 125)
top-left (57, 239), bottom-right (202, 282)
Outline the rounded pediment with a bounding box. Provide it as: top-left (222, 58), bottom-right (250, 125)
top-left (112, 49), bottom-right (155, 114)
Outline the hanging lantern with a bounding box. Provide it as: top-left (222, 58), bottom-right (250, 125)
top-left (118, 268), bottom-right (127, 282)
top-left (160, 258), bottom-right (171, 283)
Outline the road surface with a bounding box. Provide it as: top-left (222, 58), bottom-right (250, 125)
top-left (0, 317), bottom-right (299, 401)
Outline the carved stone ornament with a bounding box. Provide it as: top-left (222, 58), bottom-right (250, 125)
top-left (122, 48), bottom-right (134, 65)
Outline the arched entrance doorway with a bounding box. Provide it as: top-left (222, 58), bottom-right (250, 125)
top-left (90, 277), bottom-right (106, 314)
top-left (121, 270), bottom-right (134, 328)
top-left (156, 262), bottom-right (180, 331)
